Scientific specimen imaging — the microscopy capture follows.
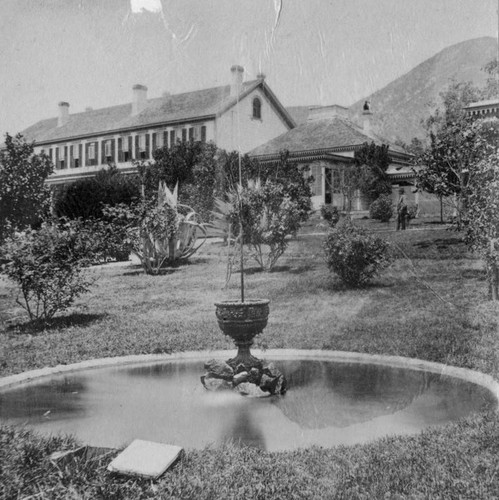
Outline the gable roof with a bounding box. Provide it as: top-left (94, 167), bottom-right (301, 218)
top-left (249, 115), bottom-right (407, 158)
top-left (20, 79), bottom-right (295, 145)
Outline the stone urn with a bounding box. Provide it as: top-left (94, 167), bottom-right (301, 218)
top-left (214, 299), bottom-right (270, 370)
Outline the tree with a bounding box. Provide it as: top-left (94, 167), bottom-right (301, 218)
top-left (415, 117), bottom-right (499, 226)
top-left (463, 150), bottom-right (499, 300)
top-left (481, 58), bottom-right (499, 101)
top-left (414, 78), bottom-right (499, 225)
top-left (0, 133), bottom-right (53, 243)
top-left (343, 142), bottom-right (393, 214)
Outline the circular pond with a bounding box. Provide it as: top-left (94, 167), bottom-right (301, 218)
top-left (0, 353), bottom-right (496, 451)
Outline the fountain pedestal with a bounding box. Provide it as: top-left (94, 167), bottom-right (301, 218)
top-left (202, 299), bottom-right (286, 396)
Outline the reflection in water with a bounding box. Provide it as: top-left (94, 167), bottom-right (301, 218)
top-left (0, 359), bottom-right (495, 451)
top-left (274, 361), bottom-right (434, 428)
top-left (224, 404), bottom-right (266, 449)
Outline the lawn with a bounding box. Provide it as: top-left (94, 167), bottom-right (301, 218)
top-left (1, 220), bottom-right (499, 499)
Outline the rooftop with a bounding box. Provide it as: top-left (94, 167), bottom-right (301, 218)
top-left (20, 79), bottom-right (271, 144)
top-left (249, 115), bottom-right (406, 157)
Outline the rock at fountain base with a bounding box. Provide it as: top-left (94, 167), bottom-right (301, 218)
top-left (201, 359), bottom-right (287, 396)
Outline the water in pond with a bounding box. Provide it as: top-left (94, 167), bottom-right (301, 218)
top-left (0, 359), bottom-right (495, 451)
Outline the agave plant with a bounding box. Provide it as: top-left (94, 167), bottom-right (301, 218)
top-left (106, 181), bottom-right (207, 275)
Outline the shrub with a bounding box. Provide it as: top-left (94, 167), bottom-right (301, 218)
top-left (324, 220), bottom-right (393, 287)
top-left (320, 205), bottom-right (340, 227)
top-left (212, 179), bottom-right (305, 272)
top-left (369, 195), bottom-right (393, 222)
top-left (54, 167), bottom-right (140, 220)
top-left (68, 218), bottom-right (131, 263)
top-left (0, 222), bottom-right (94, 322)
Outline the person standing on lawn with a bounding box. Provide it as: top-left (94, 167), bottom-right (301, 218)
top-left (397, 187), bottom-right (408, 231)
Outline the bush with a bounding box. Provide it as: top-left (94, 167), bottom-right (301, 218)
top-left (54, 167), bottom-right (140, 220)
top-left (324, 220), bottom-right (393, 287)
top-left (240, 180), bottom-right (305, 271)
top-left (0, 222), bottom-right (94, 322)
top-left (369, 195), bottom-right (393, 222)
top-left (213, 179), bottom-right (305, 272)
top-left (320, 205), bottom-right (340, 227)
top-left (68, 218), bottom-right (131, 263)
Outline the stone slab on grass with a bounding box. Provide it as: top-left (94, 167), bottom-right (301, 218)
top-left (107, 439), bottom-right (182, 479)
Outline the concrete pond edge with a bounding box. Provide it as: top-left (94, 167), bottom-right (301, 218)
top-left (1, 349), bottom-right (499, 408)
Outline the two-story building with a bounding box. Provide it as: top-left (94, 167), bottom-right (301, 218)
top-left (19, 66), bottom-right (295, 186)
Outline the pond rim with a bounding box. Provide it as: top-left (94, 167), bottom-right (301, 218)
top-left (1, 349), bottom-right (499, 408)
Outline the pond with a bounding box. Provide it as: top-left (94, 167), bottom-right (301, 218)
top-left (0, 356), bottom-right (495, 451)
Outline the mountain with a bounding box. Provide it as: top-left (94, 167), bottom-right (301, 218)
top-left (287, 37), bottom-right (497, 145)
top-left (349, 37), bottom-right (498, 144)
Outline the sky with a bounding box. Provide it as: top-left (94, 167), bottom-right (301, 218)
top-left (0, 0), bottom-right (497, 138)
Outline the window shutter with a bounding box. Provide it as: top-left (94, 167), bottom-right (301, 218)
top-left (110, 139), bottom-right (115, 163)
top-left (135, 135), bottom-right (139, 160)
top-left (163, 130), bottom-right (168, 148)
top-left (85, 144), bottom-right (89, 166)
top-left (79, 144), bottom-right (83, 165)
top-left (118, 138), bottom-right (123, 162)
top-left (55, 147), bottom-right (60, 169)
top-left (170, 130), bottom-right (175, 148)
top-left (201, 125), bottom-right (207, 142)
top-left (101, 140), bottom-right (106, 164)
top-left (64, 146), bottom-right (68, 168)
top-left (145, 134), bottom-right (150, 159)
top-left (69, 145), bottom-right (73, 168)
top-left (128, 136), bottom-right (133, 157)
top-left (152, 132), bottom-right (157, 153)
top-left (49, 148), bottom-right (53, 163)
top-left (188, 127), bottom-right (194, 141)
top-left (94, 141), bottom-right (99, 166)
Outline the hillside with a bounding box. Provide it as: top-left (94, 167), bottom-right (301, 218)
top-left (287, 37), bottom-right (497, 145)
top-left (349, 37), bottom-right (497, 144)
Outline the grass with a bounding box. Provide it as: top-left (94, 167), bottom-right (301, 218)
top-left (1, 218), bottom-right (499, 498)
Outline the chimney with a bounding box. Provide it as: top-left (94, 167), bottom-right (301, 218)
top-left (257, 72), bottom-right (266, 80)
top-left (230, 65), bottom-right (244, 97)
top-left (58, 101), bottom-right (69, 127)
top-left (362, 100), bottom-right (373, 134)
top-left (132, 84), bottom-right (148, 115)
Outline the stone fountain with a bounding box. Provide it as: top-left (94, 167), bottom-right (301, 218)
top-left (201, 299), bottom-right (287, 397)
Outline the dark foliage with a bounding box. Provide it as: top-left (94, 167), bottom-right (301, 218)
top-left (54, 166), bottom-right (140, 220)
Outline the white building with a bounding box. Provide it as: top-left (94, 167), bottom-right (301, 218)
top-left (19, 66), bottom-right (295, 186)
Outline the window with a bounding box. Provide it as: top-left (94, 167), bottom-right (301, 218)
top-left (188, 127), bottom-right (194, 141)
top-left (139, 135), bottom-right (146, 152)
top-left (73, 144), bottom-right (79, 159)
top-left (170, 130), bottom-right (175, 147)
top-left (252, 97), bottom-right (262, 119)
top-left (105, 141), bottom-right (112, 158)
top-left (60, 147), bottom-right (66, 170)
top-left (88, 143), bottom-right (95, 160)
top-left (181, 128), bottom-right (187, 142)
top-left (200, 125), bottom-right (207, 142)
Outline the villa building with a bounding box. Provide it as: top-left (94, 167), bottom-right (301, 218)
top-left (249, 103), bottom-right (416, 212)
top-left (19, 66), bottom-right (295, 186)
